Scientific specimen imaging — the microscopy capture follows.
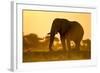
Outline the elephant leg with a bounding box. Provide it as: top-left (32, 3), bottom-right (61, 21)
top-left (60, 35), bottom-right (66, 51)
top-left (75, 42), bottom-right (80, 51)
top-left (74, 41), bottom-right (81, 58)
top-left (67, 38), bottom-right (71, 58)
top-left (67, 39), bottom-right (71, 51)
top-left (75, 41), bottom-right (80, 52)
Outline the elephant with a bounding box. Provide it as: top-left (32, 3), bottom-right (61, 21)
top-left (49, 18), bottom-right (84, 52)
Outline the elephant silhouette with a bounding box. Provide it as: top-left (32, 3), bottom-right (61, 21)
top-left (49, 18), bottom-right (84, 51)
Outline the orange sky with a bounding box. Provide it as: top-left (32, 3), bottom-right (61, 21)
top-left (23, 10), bottom-right (91, 40)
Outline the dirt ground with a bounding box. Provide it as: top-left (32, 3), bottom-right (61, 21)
top-left (23, 49), bottom-right (91, 62)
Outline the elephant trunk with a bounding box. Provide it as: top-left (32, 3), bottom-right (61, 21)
top-left (49, 23), bottom-right (57, 51)
top-left (49, 32), bottom-right (55, 51)
top-left (49, 19), bottom-right (59, 51)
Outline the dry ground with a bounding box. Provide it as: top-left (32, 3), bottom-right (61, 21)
top-left (23, 49), bottom-right (90, 62)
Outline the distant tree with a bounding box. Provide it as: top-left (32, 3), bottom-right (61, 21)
top-left (23, 37), bottom-right (30, 49)
top-left (23, 33), bottom-right (41, 49)
top-left (82, 39), bottom-right (91, 49)
top-left (39, 35), bottom-right (60, 49)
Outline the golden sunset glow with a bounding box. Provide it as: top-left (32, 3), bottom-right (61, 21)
top-left (23, 10), bottom-right (91, 40)
top-left (23, 10), bottom-right (91, 62)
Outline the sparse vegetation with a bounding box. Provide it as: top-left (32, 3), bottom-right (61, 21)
top-left (23, 33), bottom-right (91, 62)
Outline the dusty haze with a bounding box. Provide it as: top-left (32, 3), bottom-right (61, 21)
top-left (23, 10), bottom-right (91, 40)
